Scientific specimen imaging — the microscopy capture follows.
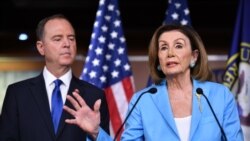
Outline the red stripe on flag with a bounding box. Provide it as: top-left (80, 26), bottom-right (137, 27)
top-left (122, 77), bottom-right (134, 102)
top-left (104, 87), bottom-right (123, 139)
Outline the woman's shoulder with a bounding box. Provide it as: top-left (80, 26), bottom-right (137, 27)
top-left (132, 85), bottom-right (159, 99)
top-left (195, 79), bottom-right (228, 89)
top-left (134, 86), bottom-right (155, 96)
top-left (194, 79), bottom-right (233, 97)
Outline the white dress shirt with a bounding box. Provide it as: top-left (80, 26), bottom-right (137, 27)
top-left (174, 115), bottom-right (192, 141)
top-left (43, 67), bottom-right (72, 111)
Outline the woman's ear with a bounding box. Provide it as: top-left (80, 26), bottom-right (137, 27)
top-left (36, 41), bottom-right (45, 56)
top-left (192, 49), bottom-right (199, 62)
top-left (189, 50), bottom-right (199, 68)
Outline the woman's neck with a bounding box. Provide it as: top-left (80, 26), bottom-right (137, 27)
top-left (167, 76), bottom-right (193, 117)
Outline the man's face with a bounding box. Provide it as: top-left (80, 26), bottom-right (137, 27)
top-left (36, 18), bottom-right (77, 69)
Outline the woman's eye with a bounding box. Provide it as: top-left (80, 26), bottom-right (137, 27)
top-left (176, 44), bottom-right (183, 48)
top-left (159, 43), bottom-right (168, 49)
top-left (159, 46), bottom-right (167, 50)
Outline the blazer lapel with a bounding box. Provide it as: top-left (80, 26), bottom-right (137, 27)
top-left (151, 83), bottom-right (179, 137)
top-left (189, 89), bottom-right (202, 140)
top-left (189, 80), bottom-right (209, 140)
top-left (29, 73), bottom-right (55, 138)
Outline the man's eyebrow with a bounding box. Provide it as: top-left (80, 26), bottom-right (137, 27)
top-left (51, 35), bottom-right (63, 38)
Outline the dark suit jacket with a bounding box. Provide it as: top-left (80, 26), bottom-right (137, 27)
top-left (0, 73), bottom-right (110, 141)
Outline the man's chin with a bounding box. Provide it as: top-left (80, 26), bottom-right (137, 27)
top-left (60, 60), bottom-right (74, 66)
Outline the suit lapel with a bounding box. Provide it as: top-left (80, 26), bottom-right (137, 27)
top-left (56, 76), bottom-right (80, 137)
top-left (151, 83), bottom-right (179, 137)
top-left (29, 73), bottom-right (55, 138)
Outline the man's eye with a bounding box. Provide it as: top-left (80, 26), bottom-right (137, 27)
top-left (69, 37), bottom-right (75, 41)
top-left (54, 38), bottom-right (61, 41)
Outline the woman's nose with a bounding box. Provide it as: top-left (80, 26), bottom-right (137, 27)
top-left (168, 48), bottom-right (175, 57)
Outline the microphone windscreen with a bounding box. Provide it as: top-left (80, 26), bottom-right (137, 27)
top-left (148, 88), bottom-right (157, 94)
top-left (196, 88), bottom-right (203, 95)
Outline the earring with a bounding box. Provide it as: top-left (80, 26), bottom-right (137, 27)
top-left (157, 65), bottom-right (162, 71)
top-left (190, 60), bottom-right (195, 68)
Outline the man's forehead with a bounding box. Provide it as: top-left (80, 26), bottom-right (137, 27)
top-left (43, 19), bottom-right (75, 35)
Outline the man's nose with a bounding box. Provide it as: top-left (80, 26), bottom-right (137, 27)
top-left (63, 38), bottom-right (70, 47)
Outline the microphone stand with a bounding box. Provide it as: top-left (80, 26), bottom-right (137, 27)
top-left (196, 88), bottom-right (227, 141)
top-left (113, 88), bottom-right (157, 141)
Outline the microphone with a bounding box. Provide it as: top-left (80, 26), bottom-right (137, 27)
top-left (196, 88), bottom-right (227, 141)
top-left (113, 87), bottom-right (157, 141)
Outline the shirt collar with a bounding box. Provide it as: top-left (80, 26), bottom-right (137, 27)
top-left (43, 66), bottom-right (72, 87)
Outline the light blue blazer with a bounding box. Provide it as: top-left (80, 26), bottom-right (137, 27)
top-left (96, 79), bottom-right (243, 141)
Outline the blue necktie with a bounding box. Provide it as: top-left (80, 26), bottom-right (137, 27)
top-left (51, 79), bottom-right (63, 133)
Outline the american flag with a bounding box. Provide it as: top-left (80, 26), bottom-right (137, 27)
top-left (164, 0), bottom-right (191, 25)
top-left (223, 0), bottom-right (250, 140)
top-left (80, 0), bottom-right (135, 139)
top-left (147, 0), bottom-right (191, 86)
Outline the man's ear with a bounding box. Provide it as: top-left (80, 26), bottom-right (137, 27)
top-left (36, 41), bottom-right (45, 56)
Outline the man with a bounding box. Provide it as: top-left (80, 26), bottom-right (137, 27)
top-left (0, 14), bottom-right (110, 141)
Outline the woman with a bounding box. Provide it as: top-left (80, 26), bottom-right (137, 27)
top-left (63, 24), bottom-right (243, 141)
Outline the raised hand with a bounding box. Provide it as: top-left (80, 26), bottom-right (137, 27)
top-left (63, 89), bottom-right (101, 139)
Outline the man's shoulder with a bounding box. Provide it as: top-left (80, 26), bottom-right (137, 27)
top-left (8, 74), bottom-right (42, 87)
top-left (72, 76), bottom-right (103, 92)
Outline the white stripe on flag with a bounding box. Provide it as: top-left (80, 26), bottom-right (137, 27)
top-left (130, 76), bottom-right (136, 93)
top-left (111, 81), bottom-right (129, 122)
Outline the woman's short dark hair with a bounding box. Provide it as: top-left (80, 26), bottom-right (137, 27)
top-left (148, 24), bottom-right (212, 84)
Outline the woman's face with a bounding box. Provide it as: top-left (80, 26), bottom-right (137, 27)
top-left (158, 30), bottom-right (198, 78)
